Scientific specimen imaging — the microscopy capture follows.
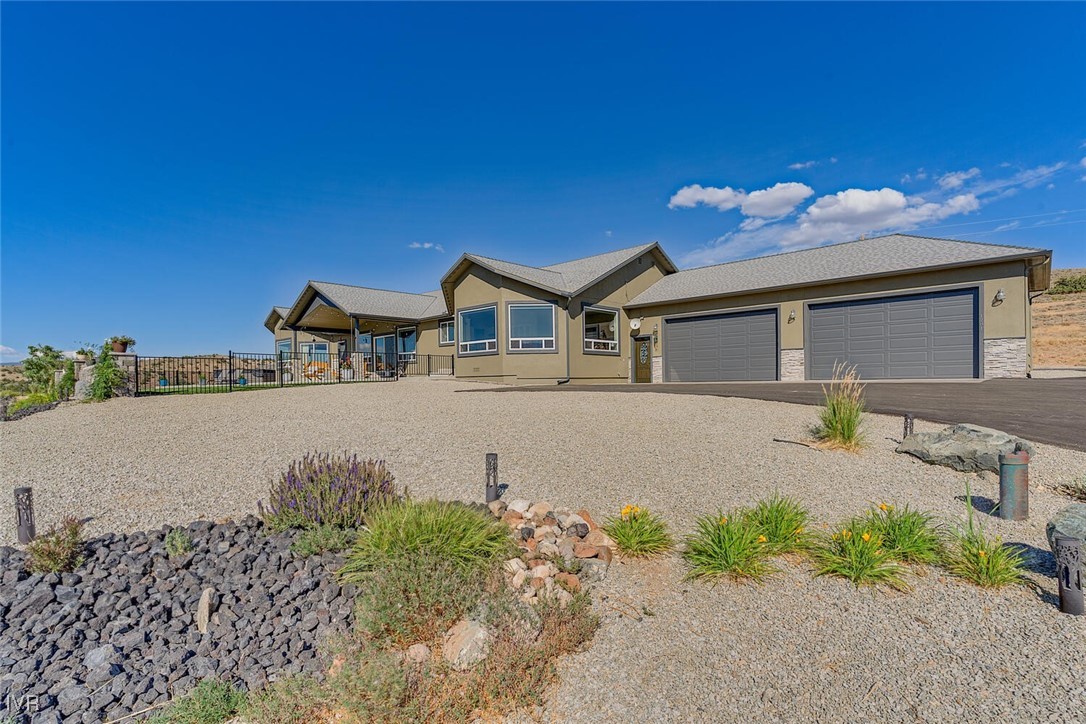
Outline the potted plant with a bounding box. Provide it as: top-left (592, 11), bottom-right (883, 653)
top-left (158, 375), bottom-right (168, 388)
top-left (340, 355), bottom-right (354, 381)
top-left (108, 335), bottom-right (135, 353)
top-left (237, 375), bottom-right (247, 386)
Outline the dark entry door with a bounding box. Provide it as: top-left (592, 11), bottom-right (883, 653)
top-left (633, 336), bottom-right (653, 383)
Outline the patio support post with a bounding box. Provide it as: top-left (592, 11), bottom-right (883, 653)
top-left (1055, 535), bottom-right (1084, 615)
top-left (485, 453), bottom-right (498, 503)
top-left (15, 487), bottom-right (35, 544)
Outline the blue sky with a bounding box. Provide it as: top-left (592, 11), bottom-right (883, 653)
top-left (3, 2), bottom-right (1084, 359)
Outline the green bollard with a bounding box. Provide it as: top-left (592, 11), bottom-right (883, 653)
top-left (998, 449), bottom-right (1030, 521)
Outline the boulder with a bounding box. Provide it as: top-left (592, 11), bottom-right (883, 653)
top-left (1046, 503), bottom-right (1086, 578)
top-left (506, 499), bottom-right (532, 515)
top-left (441, 620), bottom-right (490, 671)
top-left (896, 424), bottom-right (1035, 473)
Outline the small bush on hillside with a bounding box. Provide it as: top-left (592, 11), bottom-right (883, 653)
top-left (354, 554), bottom-right (488, 648)
top-left (860, 503), bottom-right (943, 565)
top-left (164, 528), bottom-right (194, 558)
top-left (291, 525), bottom-right (356, 557)
top-left (261, 452), bottom-right (397, 531)
top-left (602, 505), bottom-right (674, 557)
top-left (8, 391), bottom-right (57, 414)
top-left (814, 363), bottom-right (866, 451)
top-left (148, 679), bottom-right (245, 724)
top-left (1050, 273), bottom-right (1086, 295)
top-left (944, 487), bottom-right (1025, 588)
top-left (682, 511), bottom-right (775, 583)
top-left (812, 519), bottom-right (909, 590)
top-left (242, 673), bottom-right (328, 724)
top-left (26, 516), bottom-right (85, 574)
top-left (743, 493), bottom-right (811, 554)
top-left (338, 499), bottom-right (511, 583)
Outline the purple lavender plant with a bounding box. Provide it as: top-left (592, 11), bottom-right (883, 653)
top-left (261, 452), bottom-right (397, 530)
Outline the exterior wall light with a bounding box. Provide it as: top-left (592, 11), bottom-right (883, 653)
top-left (788, 309), bottom-right (796, 322)
top-left (652, 324), bottom-right (659, 346)
top-left (994, 288), bottom-right (1006, 304)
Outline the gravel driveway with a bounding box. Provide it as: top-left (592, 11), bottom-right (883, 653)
top-left (3, 379), bottom-right (1085, 720)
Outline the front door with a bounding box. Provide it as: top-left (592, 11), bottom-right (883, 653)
top-left (373, 334), bottom-right (396, 375)
top-left (633, 336), bottom-right (652, 383)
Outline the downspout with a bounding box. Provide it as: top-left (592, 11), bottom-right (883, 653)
top-left (557, 296), bottom-right (573, 385)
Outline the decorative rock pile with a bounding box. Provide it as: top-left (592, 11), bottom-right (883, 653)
top-left (0, 516), bottom-right (355, 723)
top-left (488, 498), bottom-right (614, 607)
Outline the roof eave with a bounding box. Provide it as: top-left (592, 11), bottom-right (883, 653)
top-left (566, 242), bottom-right (679, 298)
top-left (624, 250), bottom-right (1052, 310)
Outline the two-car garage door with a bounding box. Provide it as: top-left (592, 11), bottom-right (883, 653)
top-left (807, 288), bottom-right (979, 380)
top-left (661, 288), bottom-right (980, 382)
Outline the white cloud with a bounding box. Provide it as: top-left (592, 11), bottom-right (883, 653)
top-left (740, 182), bottom-right (814, 218)
top-left (0, 345), bottom-right (19, 362)
top-left (968, 162), bottom-right (1065, 197)
top-left (407, 242), bottom-right (444, 253)
top-left (937, 167), bottom-right (981, 189)
top-left (1080, 156), bottom-right (1086, 168)
top-left (788, 160), bottom-right (816, 170)
top-left (605, 230), bottom-right (613, 237)
top-left (668, 184), bottom-right (745, 211)
top-left (830, 157), bottom-right (838, 164)
top-left (901, 168), bottom-right (928, 184)
top-left (994, 221), bottom-right (1021, 232)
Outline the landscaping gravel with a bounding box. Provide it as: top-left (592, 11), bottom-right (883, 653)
top-left (2, 378), bottom-right (1085, 720)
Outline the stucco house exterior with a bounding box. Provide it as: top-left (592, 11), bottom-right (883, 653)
top-left (266, 234), bottom-right (1051, 384)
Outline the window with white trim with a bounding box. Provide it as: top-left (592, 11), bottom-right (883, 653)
top-left (584, 307), bottom-right (619, 353)
top-left (275, 339), bottom-right (291, 356)
top-left (458, 306), bottom-right (497, 354)
top-left (397, 327), bottom-right (417, 362)
top-left (508, 303), bottom-right (556, 351)
top-left (439, 319), bottom-right (455, 346)
top-left (299, 342), bottom-right (330, 362)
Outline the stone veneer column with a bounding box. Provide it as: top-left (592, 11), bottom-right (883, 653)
top-left (652, 356), bottom-right (663, 383)
top-left (780, 349), bottom-right (805, 381)
top-left (983, 338), bottom-right (1028, 379)
top-left (111, 353), bottom-right (139, 396)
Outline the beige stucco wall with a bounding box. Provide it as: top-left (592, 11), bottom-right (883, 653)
top-left (631, 259), bottom-right (1030, 379)
top-left (450, 250), bottom-right (668, 384)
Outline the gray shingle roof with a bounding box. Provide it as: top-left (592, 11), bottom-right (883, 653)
top-left (458, 242), bottom-right (676, 296)
top-left (309, 282), bottom-right (448, 321)
top-left (627, 234), bottom-right (1049, 308)
top-left (273, 306), bottom-right (291, 318)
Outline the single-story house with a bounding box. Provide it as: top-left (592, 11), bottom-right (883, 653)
top-left (266, 234), bottom-right (1052, 384)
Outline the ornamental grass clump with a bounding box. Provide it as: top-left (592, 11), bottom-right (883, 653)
top-left (743, 493), bottom-right (811, 554)
top-left (260, 452), bottom-right (398, 531)
top-left (602, 505), bottom-right (674, 557)
top-left (1054, 476), bottom-right (1086, 502)
top-left (338, 499), bottom-right (512, 583)
top-left (682, 511), bottom-right (776, 583)
top-left (860, 503), bottom-right (943, 565)
top-left (26, 516), bottom-right (85, 574)
top-left (814, 363), bottom-right (866, 451)
top-left (812, 519), bottom-right (909, 590)
top-left (945, 486), bottom-right (1025, 588)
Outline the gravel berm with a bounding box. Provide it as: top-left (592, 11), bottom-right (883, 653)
top-left (2, 378), bottom-right (1085, 720)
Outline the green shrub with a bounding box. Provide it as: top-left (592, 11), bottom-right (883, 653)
top-left (354, 554), bottom-right (487, 647)
top-left (602, 505), bottom-right (674, 557)
top-left (242, 674), bottom-right (327, 724)
top-left (26, 516), bottom-right (85, 574)
top-left (56, 360), bottom-right (76, 399)
top-left (261, 452), bottom-right (398, 531)
top-left (1049, 273), bottom-right (1086, 295)
top-left (812, 519), bottom-right (909, 590)
top-left (860, 503), bottom-right (943, 565)
top-left (814, 363), bottom-right (865, 450)
top-left (8, 391), bottom-right (57, 414)
top-left (164, 528), bottom-right (194, 558)
top-left (945, 488), bottom-right (1025, 588)
top-left (338, 499), bottom-right (512, 583)
top-left (89, 347), bottom-right (126, 401)
top-left (22, 344), bottom-right (64, 393)
top-left (682, 511), bottom-right (775, 582)
top-left (147, 679), bottom-right (245, 724)
top-left (291, 525), bottom-right (356, 557)
top-left (743, 493), bottom-right (811, 554)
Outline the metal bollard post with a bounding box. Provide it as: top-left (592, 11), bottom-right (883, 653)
top-left (1054, 535), bottom-right (1084, 615)
top-left (485, 453), bottom-right (498, 503)
top-left (998, 448), bottom-right (1030, 521)
top-left (15, 487), bottom-right (35, 544)
top-left (903, 413), bottom-right (914, 439)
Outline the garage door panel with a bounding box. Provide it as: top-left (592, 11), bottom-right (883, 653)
top-left (664, 309), bottom-right (778, 382)
top-left (808, 289), bottom-right (978, 380)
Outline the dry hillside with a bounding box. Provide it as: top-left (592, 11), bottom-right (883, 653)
top-left (1033, 268), bottom-right (1086, 368)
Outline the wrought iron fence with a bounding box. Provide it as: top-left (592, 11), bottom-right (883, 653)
top-left (135, 352), bottom-right (454, 395)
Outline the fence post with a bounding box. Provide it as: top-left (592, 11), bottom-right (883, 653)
top-left (228, 351), bottom-right (234, 392)
top-left (134, 355), bottom-right (140, 396)
top-left (280, 352), bottom-right (285, 388)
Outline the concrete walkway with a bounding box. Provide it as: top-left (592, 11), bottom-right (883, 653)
top-left (491, 378), bottom-right (1086, 451)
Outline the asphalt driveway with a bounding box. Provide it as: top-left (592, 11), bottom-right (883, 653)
top-left (491, 378), bottom-right (1086, 451)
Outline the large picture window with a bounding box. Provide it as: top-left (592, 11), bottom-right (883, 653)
top-left (584, 307), bottom-right (619, 353)
top-left (397, 327), bottom-right (417, 362)
top-left (299, 342), bottom-right (329, 362)
top-left (458, 305), bottom-right (497, 354)
top-left (275, 339), bottom-right (291, 356)
top-left (508, 303), bottom-right (556, 351)
top-left (439, 319), bottom-right (455, 346)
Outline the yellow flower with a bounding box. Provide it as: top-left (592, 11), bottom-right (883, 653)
top-left (757, 535), bottom-right (768, 543)
top-left (977, 550), bottom-right (987, 559)
top-left (719, 515), bottom-right (728, 525)
top-left (875, 549), bottom-right (883, 556)
top-left (841, 529), bottom-right (852, 540)
top-left (861, 532), bottom-right (872, 542)
top-left (794, 526), bottom-right (805, 535)
top-left (878, 503), bottom-right (891, 512)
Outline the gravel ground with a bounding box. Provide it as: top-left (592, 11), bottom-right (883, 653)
top-left (2, 378), bottom-right (1085, 720)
